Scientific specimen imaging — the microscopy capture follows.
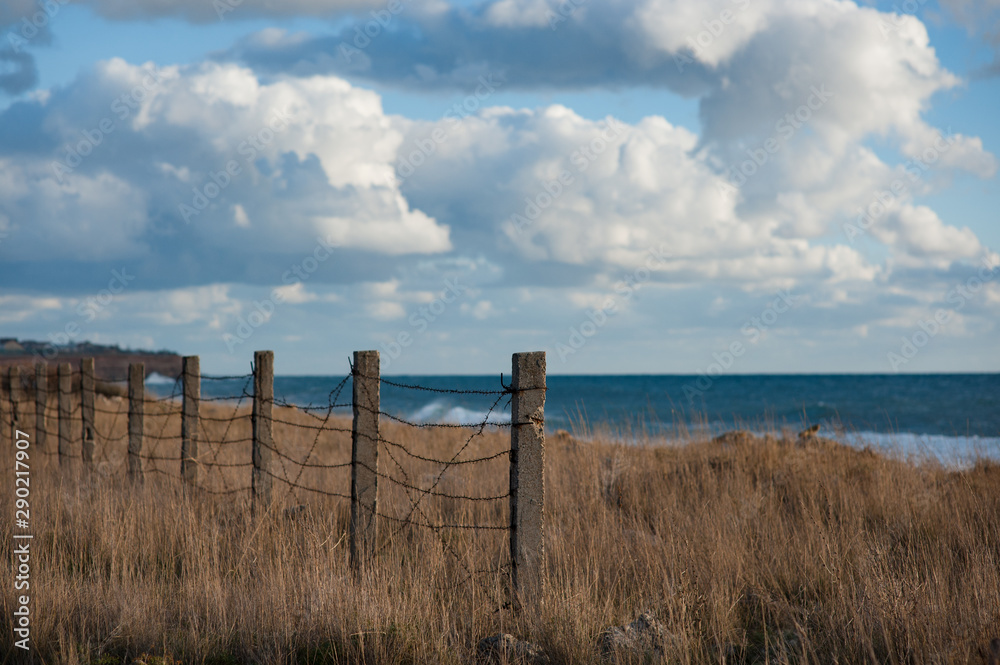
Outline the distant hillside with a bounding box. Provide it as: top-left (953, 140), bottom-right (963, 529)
top-left (0, 338), bottom-right (182, 382)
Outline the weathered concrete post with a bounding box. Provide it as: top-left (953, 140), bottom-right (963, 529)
top-left (81, 358), bottom-right (96, 469)
top-left (9, 366), bottom-right (22, 447)
top-left (350, 350), bottom-right (380, 569)
top-left (127, 363), bottom-right (144, 484)
top-left (35, 364), bottom-right (47, 453)
top-left (181, 356), bottom-right (200, 486)
top-left (252, 350), bottom-right (274, 512)
top-left (58, 363), bottom-right (72, 469)
top-left (510, 351), bottom-right (546, 604)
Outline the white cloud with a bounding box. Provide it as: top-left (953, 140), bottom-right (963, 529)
top-left (273, 282), bottom-right (317, 304)
top-left (2, 1), bottom-right (997, 373)
top-left (152, 285), bottom-right (240, 326)
top-left (0, 60), bottom-right (451, 264)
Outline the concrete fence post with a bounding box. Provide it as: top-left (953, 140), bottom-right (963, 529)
top-left (9, 366), bottom-right (22, 446)
top-left (252, 350), bottom-right (274, 512)
top-left (181, 356), bottom-right (200, 486)
top-left (81, 358), bottom-right (95, 469)
top-left (350, 350), bottom-right (380, 569)
top-left (35, 364), bottom-right (47, 453)
top-left (510, 351), bottom-right (546, 604)
top-left (128, 363), bottom-right (144, 484)
top-left (58, 363), bottom-right (72, 469)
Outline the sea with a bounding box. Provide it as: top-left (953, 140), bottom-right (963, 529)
top-left (146, 373), bottom-right (1000, 466)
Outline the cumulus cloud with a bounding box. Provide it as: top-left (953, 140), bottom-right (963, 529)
top-left (1, 0), bottom-right (997, 370)
top-left (0, 50), bottom-right (990, 309)
top-left (0, 59), bottom-right (451, 279)
top-left (225, 0), bottom-right (996, 183)
top-left (395, 103), bottom-right (985, 290)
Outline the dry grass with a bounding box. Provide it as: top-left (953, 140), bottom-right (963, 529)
top-left (2, 395), bottom-right (1000, 664)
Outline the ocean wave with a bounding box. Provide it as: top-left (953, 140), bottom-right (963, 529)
top-left (408, 400), bottom-right (510, 426)
top-left (839, 431), bottom-right (1000, 467)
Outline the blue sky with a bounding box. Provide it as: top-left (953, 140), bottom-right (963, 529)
top-left (0, 0), bottom-right (998, 375)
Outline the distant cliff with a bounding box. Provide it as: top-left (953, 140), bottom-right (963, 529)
top-left (0, 339), bottom-right (182, 383)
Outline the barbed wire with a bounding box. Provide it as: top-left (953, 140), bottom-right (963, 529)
top-left (381, 390), bottom-right (509, 530)
top-left (200, 394), bottom-right (250, 403)
top-left (379, 434), bottom-right (510, 466)
top-left (270, 415), bottom-right (352, 433)
top-left (93, 401), bottom-right (125, 444)
top-left (262, 467), bottom-right (351, 499)
top-left (374, 410), bottom-right (500, 601)
top-left (372, 388), bottom-right (510, 605)
top-left (353, 458), bottom-right (508, 501)
top-left (272, 372), bottom-right (353, 508)
top-left (202, 373), bottom-right (253, 381)
top-left (198, 412), bottom-right (251, 423)
top-left (376, 510), bottom-right (509, 531)
top-left (197, 458), bottom-right (253, 469)
top-left (375, 408), bottom-right (512, 430)
top-left (200, 436), bottom-right (253, 446)
top-left (257, 438), bottom-right (351, 470)
top-left (20, 361), bottom-right (518, 598)
top-left (202, 375), bottom-right (253, 494)
top-left (379, 376), bottom-right (510, 396)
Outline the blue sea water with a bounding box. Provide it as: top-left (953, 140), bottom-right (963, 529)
top-left (157, 373), bottom-right (1000, 465)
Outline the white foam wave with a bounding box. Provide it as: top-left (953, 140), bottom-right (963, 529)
top-left (408, 400), bottom-right (510, 426)
top-left (839, 431), bottom-right (1000, 467)
top-left (443, 406), bottom-right (510, 425)
top-left (146, 372), bottom-right (178, 385)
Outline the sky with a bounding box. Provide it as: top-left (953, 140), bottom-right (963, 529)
top-left (0, 0), bottom-right (998, 376)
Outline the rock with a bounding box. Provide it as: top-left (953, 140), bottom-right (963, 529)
top-left (478, 633), bottom-right (548, 664)
top-left (598, 612), bottom-right (668, 663)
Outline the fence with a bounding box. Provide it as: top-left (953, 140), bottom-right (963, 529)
top-left (1, 350), bottom-right (547, 601)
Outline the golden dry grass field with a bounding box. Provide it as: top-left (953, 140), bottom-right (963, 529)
top-left (2, 394), bottom-right (999, 664)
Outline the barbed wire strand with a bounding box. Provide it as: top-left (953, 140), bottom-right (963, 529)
top-left (372, 388), bottom-right (511, 604)
top-left (202, 375), bottom-right (252, 493)
top-left (272, 373), bottom-right (352, 509)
